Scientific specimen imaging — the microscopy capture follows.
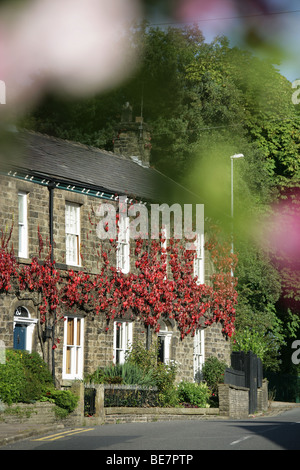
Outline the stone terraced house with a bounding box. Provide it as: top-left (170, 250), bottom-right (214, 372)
top-left (0, 124), bottom-right (231, 388)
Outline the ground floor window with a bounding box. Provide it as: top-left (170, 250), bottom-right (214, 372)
top-left (62, 316), bottom-right (84, 380)
top-left (193, 329), bottom-right (205, 382)
top-left (158, 323), bottom-right (172, 364)
top-left (113, 321), bottom-right (132, 364)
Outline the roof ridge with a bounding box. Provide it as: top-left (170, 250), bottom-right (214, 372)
top-left (20, 128), bottom-right (133, 162)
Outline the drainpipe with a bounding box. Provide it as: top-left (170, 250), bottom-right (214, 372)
top-left (48, 181), bottom-right (56, 385)
top-left (48, 182), bottom-right (55, 255)
top-left (146, 325), bottom-right (151, 350)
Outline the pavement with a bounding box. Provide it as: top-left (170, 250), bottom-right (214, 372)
top-left (0, 421), bottom-right (67, 447)
top-left (0, 401), bottom-right (299, 448)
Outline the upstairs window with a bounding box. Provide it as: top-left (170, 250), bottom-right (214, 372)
top-left (18, 192), bottom-right (28, 258)
top-left (116, 216), bottom-right (130, 274)
top-left (194, 232), bottom-right (205, 284)
top-left (161, 226), bottom-right (168, 279)
top-left (65, 202), bottom-right (80, 266)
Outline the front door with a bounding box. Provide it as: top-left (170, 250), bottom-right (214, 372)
top-left (13, 324), bottom-right (27, 350)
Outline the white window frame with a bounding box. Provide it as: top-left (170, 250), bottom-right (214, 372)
top-left (193, 329), bottom-right (205, 382)
top-left (161, 225), bottom-right (168, 279)
top-left (62, 316), bottom-right (84, 380)
top-left (116, 216), bottom-right (130, 274)
top-left (65, 202), bottom-right (81, 266)
top-left (194, 232), bottom-right (205, 284)
top-left (113, 321), bottom-right (132, 364)
top-left (18, 192), bottom-right (28, 258)
top-left (158, 324), bottom-right (172, 364)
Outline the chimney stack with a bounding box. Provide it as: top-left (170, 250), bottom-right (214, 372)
top-left (113, 102), bottom-right (151, 168)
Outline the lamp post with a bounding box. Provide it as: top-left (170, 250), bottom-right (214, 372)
top-left (230, 154), bottom-right (244, 273)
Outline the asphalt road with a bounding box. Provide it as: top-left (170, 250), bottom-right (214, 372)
top-left (2, 407), bottom-right (300, 452)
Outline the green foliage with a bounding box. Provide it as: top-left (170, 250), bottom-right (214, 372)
top-left (86, 362), bottom-right (156, 387)
top-left (0, 350), bottom-right (53, 405)
top-left (125, 340), bottom-right (159, 371)
top-left (232, 327), bottom-right (268, 361)
top-left (86, 341), bottom-right (179, 407)
top-left (126, 340), bottom-right (178, 405)
top-left (23, 25), bottom-right (300, 183)
top-left (202, 356), bottom-right (227, 397)
top-left (0, 350), bottom-right (26, 404)
top-left (126, 341), bottom-right (179, 406)
top-left (152, 361), bottom-right (178, 407)
top-left (21, 350), bottom-right (54, 388)
top-left (177, 381), bottom-right (211, 407)
top-left (45, 389), bottom-right (79, 415)
top-left (233, 240), bottom-right (290, 371)
top-left (233, 236), bottom-right (300, 372)
top-left (0, 350), bottom-right (78, 416)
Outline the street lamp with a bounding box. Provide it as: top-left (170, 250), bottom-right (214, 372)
top-left (230, 154), bottom-right (244, 272)
top-left (230, 153), bottom-right (244, 221)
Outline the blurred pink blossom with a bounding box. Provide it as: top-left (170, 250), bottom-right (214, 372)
top-left (258, 192), bottom-right (300, 266)
top-left (176, 0), bottom-right (235, 22)
top-left (0, 0), bottom-right (140, 111)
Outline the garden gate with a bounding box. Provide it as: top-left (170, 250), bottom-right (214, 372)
top-left (84, 385), bottom-right (96, 416)
top-left (224, 351), bottom-right (263, 414)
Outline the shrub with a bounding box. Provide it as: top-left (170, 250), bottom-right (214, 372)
top-left (152, 360), bottom-right (178, 406)
top-left (125, 340), bottom-right (158, 371)
top-left (21, 351), bottom-right (53, 388)
top-left (0, 350), bottom-right (78, 416)
top-left (87, 341), bottom-right (179, 406)
top-left (202, 356), bottom-right (227, 396)
top-left (127, 341), bottom-right (179, 406)
top-left (177, 381), bottom-right (211, 408)
top-left (86, 362), bottom-right (156, 387)
top-left (0, 349), bottom-right (54, 404)
top-left (48, 389), bottom-right (78, 414)
top-left (0, 350), bottom-right (26, 404)
top-left (19, 351), bottom-right (54, 403)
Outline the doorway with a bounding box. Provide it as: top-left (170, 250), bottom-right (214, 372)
top-left (13, 323), bottom-right (27, 350)
top-left (13, 306), bottom-right (38, 352)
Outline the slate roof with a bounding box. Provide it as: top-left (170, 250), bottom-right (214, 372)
top-left (0, 130), bottom-right (199, 204)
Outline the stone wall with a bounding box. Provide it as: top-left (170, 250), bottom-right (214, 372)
top-left (218, 383), bottom-right (250, 419)
top-left (104, 407), bottom-right (220, 424)
top-left (205, 322), bottom-right (231, 365)
top-left (218, 381), bottom-right (269, 419)
top-left (0, 402), bottom-right (58, 425)
top-left (257, 380), bottom-right (269, 413)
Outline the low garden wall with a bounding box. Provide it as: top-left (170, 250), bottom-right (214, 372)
top-left (218, 383), bottom-right (250, 419)
top-left (82, 383), bottom-right (221, 425)
top-left (0, 402), bottom-right (58, 425)
top-left (218, 379), bottom-right (269, 419)
top-left (104, 406), bottom-right (220, 424)
top-left (0, 380), bottom-right (269, 427)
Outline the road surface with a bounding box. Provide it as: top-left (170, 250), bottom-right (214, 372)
top-left (2, 407), bottom-right (300, 452)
